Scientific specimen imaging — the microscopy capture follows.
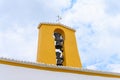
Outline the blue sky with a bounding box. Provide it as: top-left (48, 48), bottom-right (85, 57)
top-left (0, 0), bottom-right (120, 73)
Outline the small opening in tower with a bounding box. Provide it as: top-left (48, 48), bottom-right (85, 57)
top-left (53, 32), bottom-right (64, 66)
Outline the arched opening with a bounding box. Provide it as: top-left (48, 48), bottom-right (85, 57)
top-left (53, 29), bottom-right (65, 66)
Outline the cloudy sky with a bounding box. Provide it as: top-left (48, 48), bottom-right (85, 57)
top-left (0, 0), bottom-right (120, 73)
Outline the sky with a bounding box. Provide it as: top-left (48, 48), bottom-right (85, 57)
top-left (0, 0), bottom-right (120, 73)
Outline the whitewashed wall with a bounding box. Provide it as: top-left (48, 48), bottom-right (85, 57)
top-left (0, 64), bottom-right (119, 80)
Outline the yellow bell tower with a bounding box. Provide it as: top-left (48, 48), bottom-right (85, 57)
top-left (37, 23), bottom-right (82, 68)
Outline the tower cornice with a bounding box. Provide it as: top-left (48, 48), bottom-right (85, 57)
top-left (38, 22), bottom-right (76, 32)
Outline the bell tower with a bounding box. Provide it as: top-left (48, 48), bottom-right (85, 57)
top-left (37, 23), bottom-right (82, 68)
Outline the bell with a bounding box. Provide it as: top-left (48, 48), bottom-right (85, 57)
top-left (54, 33), bottom-right (61, 41)
top-left (54, 33), bottom-right (61, 37)
top-left (56, 52), bottom-right (61, 59)
top-left (55, 46), bottom-right (62, 49)
top-left (57, 59), bottom-right (63, 66)
top-left (54, 33), bottom-right (64, 42)
top-left (60, 55), bottom-right (64, 61)
top-left (56, 55), bottom-right (64, 66)
top-left (55, 41), bottom-right (63, 49)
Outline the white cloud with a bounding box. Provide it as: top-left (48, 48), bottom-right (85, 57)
top-left (107, 64), bottom-right (120, 73)
top-left (105, 0), bottom-right (120, 15)
top-left (86, 65), bottom-right (97, 70)
top-left (0, 22), bottom-right (38, 61)
top-left (0, 0), bottom-right (71, 24)
top-left (62, 0), bottom-right (105, 25)
top-left (61, 0), bottom-right (120, 72)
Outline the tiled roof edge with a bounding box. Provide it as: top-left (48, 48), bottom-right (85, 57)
top-left (0, 57), bottom-right (120, 77)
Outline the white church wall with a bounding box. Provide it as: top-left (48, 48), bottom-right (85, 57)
top-left (0, 64), bottom-right (119, 80)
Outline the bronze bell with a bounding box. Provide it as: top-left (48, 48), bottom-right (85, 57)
top-left (57, 59), bottom-right (64, 66)
top-left (56, 52), bottom-right (61, 59)
top-left (55, 41), bottom-right (63, 49)
top-left (56, 55), bottom-right (64, 66)
top-left (54, 33), bottom-right (64, 42)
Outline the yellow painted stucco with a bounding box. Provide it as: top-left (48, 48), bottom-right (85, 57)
top-left (37, 23), bottom-right (82, 68)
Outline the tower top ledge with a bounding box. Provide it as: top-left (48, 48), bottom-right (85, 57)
top-left (38, 22), bottom-right (76, 32)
